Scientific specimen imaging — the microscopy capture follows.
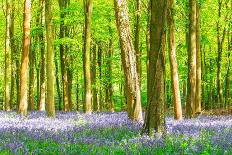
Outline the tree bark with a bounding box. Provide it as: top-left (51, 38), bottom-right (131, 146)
top-left (83, 0), bottom-right (92, 114)
top-left (167, 0), bottom-right (182, 120)
top-left (18, 0), bottom-right (31, 116)
top-left (187, 0), bottom-right (197, 118)
top-left (45, 0), bottom-right (55, 117)
top-left (5, 0), bottom-right (11, 111)
top-left (92, 43), bottom-right (98, 111)
top-left (195, 1), bottom-right (201, 113)
top-left (114, 0), bottom-right (143, 122)
top-left (144, 0), bottom-right (167, 134)
top-left (38, 0), bottom-right (46, 111)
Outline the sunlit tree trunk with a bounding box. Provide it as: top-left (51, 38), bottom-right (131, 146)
top-left (114, 0), bottom-right (143, 122)
top-left (187, 0), bottom-right (196, 118)
top-left (195, 1), bottom-right (201, 113)
top-left (18, 0), bottom-right (31, 116)
top-left (144, 0), bottom-right (167, 134)
top-left (5, 0), bottom-right (11, 111)
top-left (45, 0), bottom-right (55, 117)
top-left (83, 0), bottom-right (92, 114)
top-left (167, 0), bottom-right (182, 120)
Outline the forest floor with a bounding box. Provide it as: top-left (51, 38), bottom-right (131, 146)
top-left (0, 110), bottom-right (232, 154)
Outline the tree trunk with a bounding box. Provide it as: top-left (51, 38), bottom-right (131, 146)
top-left (45, 0), bottom-right (55, 117)
top-left (187, 0), bottom-right (197, 118)
top-left (83, 0), bottom-right (92, 114)
top-left (39, 0), bottom-right (46, 111)
top-left (144, 0), bottom-right (167, 134)
top-left (58, 0), bottom-right (69, 112)
top-left (5, 0), bottom-right (11, 111)
top-left (195, 1), bottom-right (201, 113)
top-left (108, 31), bottom-right (114, 112)
top-left (134, 0), bottom-right (141, 86)
top-left (92, 44), bottom-right (98, 111)
top-left (167, 0), bottom-right (182, 120)
top-left (55, 51), bottom-right (62, 110)
top-left (28, 39), bottom-right (35, 110)
top-left (98, 44), bottom-right (103, 111)
top-left (225, 31), bottom-right (231, 112)
top-left (76, 75), bottom-right (79, 111)
top-left (67, 68), bottom-right (72, 110)
top-left (114, 0), bottom-right (143, 122)
top-left (9, 0), bottom-right (16, 110)
top-left (18, 0), bottom-right (31, 116)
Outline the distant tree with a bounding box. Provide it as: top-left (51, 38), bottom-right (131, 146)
top-left (83, 0), bottom-right (92, 114)
top-left (144, 0), bottom-right (167, 134)
top-left (18, 0), bottom-right (31, 116)
top-left (45, 0), bottom-right (55, 117)
top-left (114, 0), bottom-right (143, 121)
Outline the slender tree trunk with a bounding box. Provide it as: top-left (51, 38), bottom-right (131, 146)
top-left (28, 39), bottom-right (35, 110)
top-left (108, 32), bottom-right (114, 112)
top-left (134, 0), bottom-right (141, 85)
top-left (5, 0), bottom-right (11, 111)
top-left (58, 0), bottom-right (69, 112)
top-left (67, 68), bottom-right (72, 110)
top-left (195, 1), bottom-right (201, 113)
top-left (39, 0), bottom-right (46, 111)
top-left (92, 44), bottom-right (98, 111)
top-left (83, 0), bottom-right (92, 114)
top-left (76, 75), bottom-right (79, 111)
top-left (167, 0), bottom-right (182, 120)
top-left (9, 0), bottom-right (16, 110)
top-left (45, 0), bottom-right (55, 117)
top-left (144, 0), bottom-right (167, 134)
top-left (18, 0), bottom-right (31, 116)
top-left (187, 0), bottom-right (197, 118)
top-left (55, 51), bottom-right (62, 110)
top-left (114, 0), bottom-right (143, 122)
top-left (225, 31), bottom-right (231, 112)
top-left (98, 44), bottom-right (103, 111)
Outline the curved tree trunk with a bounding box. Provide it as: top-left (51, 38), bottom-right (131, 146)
top-left (167, 0), bottom-right (182, 120)
top-left (114, 0), bottom-right (143, 122)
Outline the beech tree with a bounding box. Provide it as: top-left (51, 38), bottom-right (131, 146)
top-left (144, 0), bottom-right (167, 134)
top-left (114, 0), bottom-right (143, 121)
top-left (45, 0), bottom-right (55, 117)
top-left (167, 0), bottom-right (182, 120)
top-left (83, 0), bottom-right (92, 114)
top-left (18, 0), bottom-right (31, 116)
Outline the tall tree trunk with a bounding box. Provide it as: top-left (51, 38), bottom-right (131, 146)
top-left (76, 75), bottom-right (79, 111)
top-left (83, 0), bottom-right (92, 114)
top-left (92, 44), bottom-right (98, 111)
top-left (28, 39), bottom-right (35, 110)
top-left (58, 0), bottom-right (69, 112)
top-left (187, 0), bottom-right (197, 118)
top-left (9, 0), bottom-right (16, 110)
top-left (39, 0), bottom-right (46, 111)
top-left (114, 0), bottom-right (143, 122)
top-left (195, 1), bottom-right (201, 113)
top-left (167, 0), bottom-right (182, 120)
top-left (18, 0), bottom-right (31, 116)
top-left (98, 44), bottom-right (103, 111)
top-left (45, 0), bottom-right (55, 117)
top-left (216, 0), bottom-right (226, 108)
top-left (5, 0), bottom-right (11, 111)
top-left (225, 31), bottom-right (231, 112)
top-left (55, 51), bottom-right (62, 110)
top-left (108, 31), bottom-right (114, 112)
top-left (144, 0), bottom-right (167, 134)
top-left (134, 0), bottom-right (141, 85)
top-left (67, 68), bottom-right (72, 110)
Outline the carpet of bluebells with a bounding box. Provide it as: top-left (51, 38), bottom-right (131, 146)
top-left (0, 111), bottom-right (232, 154)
